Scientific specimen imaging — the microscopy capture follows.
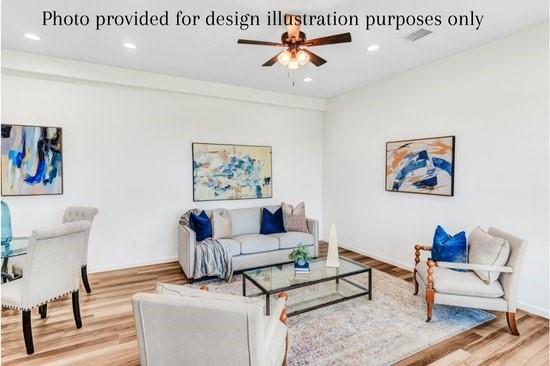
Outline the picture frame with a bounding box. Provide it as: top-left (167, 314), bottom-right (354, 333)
top-left (1, 123), bottom-right (64, 196)
top-left (385, 135), bottom-right (455, 197)
top-left (192, 142), bottom-right (273, 202)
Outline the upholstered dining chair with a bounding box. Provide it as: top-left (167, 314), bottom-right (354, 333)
top-left (1, 221), bottom-right (91, 354)
top-left (132, 283), bottom-right (289, 366)
top-left (13, 206), bottom-right (98, 293)
top-left (413, 227), bottom-right (527, 335)
top-left (62, 206), bottom-right (99, 293)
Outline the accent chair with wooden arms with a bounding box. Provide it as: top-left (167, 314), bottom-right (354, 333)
top-left (413, 227), bottom-right (527, 336)
top-left (132, 283), bottom-right (289, 366)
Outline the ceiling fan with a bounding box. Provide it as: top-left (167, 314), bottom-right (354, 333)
top-left (237, 14), bottom-right (352, 69)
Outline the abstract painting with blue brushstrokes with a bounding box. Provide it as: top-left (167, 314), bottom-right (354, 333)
top-left (192, 143), bottom-right (272, 201)
top-left (386, 136), bottom-right (455, 196)
top-left (1, 124), bottom-right (63, 196)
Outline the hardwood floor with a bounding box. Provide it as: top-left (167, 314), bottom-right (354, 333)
top-left (2, 244), bottom-right (548, 365)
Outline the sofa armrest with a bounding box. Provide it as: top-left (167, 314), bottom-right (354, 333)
top-left (306, 218), bottom-right (319, 257)
top-left (178, 224), bottom-right (196, 280)
top-left (436, 261), bottom-right (514, 273)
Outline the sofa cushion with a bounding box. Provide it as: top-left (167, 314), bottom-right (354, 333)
top-left (211, 209), bottom-right (232, 239)
top-left (468, 227), bottom-right (510, 284)
top-left (260, 207), bottom-right (286, 235)
top-left (282, 202), bottom-right (309, 233)
top-left (269, 232), bottom-right (314, 249)
top-left (432, 225), bottom-right (468, 271)
top-left (189, 211), bottom-right (212, 242)
top-left (233, 234), bottom-right (279, 254)
top-left (229, 208), bottom-right (261, 236)
top-left (218, 238), bottom-right (241, 256)
top-left (416, 261), bottom-right (504, 298)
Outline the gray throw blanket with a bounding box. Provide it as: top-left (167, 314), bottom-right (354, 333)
top-left (180, 210), bottom-right (233, 281)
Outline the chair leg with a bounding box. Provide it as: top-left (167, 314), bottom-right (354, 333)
top-left (81, 265), bottom-right (92, 294)
top-left (22, 310), bottom-right (34, 354)
top-left (426, 259), bottom-right (436, 322)
top-left (72, 290), bottom-right (82, 329)
top-left (413, 269), bottom-right (419, 295)
top-left (506, 312), bottom-right (520, 336)
top-left (39, 304), bottom-right (47, 319)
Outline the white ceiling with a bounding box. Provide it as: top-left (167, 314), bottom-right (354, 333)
top-left (2, 0), bottom-right (548, 98)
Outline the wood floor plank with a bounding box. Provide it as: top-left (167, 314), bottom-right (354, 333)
top-left (2, 242), bottom-right (548, 365)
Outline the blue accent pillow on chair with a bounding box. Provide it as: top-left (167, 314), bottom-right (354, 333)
top-left (260, 207), bottom-right (286, 235)
top-left (432, 225), bottom-right (467, 271)
top-left (189, 211), bottom-right (212, 242)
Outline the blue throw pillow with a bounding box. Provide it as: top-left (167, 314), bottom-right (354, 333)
top-left (260, 207), bottom-right (286, 235)
top-left (189, 211), bottom-right (212, 242)
top-left (432, 225), bottom-right (467, 271)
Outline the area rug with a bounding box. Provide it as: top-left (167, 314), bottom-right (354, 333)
top-left (191, 269), bottom-right (495, 366)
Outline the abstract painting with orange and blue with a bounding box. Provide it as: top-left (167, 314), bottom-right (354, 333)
top-left (1, 124), bottom-right (63, 196)
top-left (386, 136), bottom-right (455, 196)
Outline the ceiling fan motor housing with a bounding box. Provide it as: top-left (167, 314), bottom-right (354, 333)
top-left (281, 31), bottom-right (306, 47)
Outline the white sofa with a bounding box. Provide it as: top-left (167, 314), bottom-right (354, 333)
top-left (178, 205), bottom-right (319, 281)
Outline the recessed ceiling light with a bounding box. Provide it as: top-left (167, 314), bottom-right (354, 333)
top-left (123, 42), bottom-right (137, 49)
top-left (24, 33), bottom-right (40, 41)
top-left (304, 77), bottom-right (313, 82)
top-left (367, 44), bottom-right (380, 52)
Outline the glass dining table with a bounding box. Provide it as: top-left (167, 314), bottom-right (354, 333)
top-left (1, 237), bottom-right (29, 282)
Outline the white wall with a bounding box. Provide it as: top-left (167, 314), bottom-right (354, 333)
top-left (322, 23), bottom-right (549, 317)
top-left (2, 71), bottom-right (324, 272)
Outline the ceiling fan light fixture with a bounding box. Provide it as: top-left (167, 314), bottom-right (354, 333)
top-left (287, 60), bottom-right (299, 70)
top-left (296, 50), bottom-right (310, 66)
top-left (277, 50), bottom-right (292, 66)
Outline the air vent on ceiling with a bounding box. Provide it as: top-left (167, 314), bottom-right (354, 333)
top-left (405, 28), bottom-right (433, 41)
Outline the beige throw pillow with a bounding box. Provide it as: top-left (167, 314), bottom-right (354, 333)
top-left (282, 202), bottom-right (309, 233)
top-left (468, 227), bottom-right (510, 284)
top-left (211, 209), bottom-right (232, 239)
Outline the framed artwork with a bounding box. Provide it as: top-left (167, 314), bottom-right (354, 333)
top-left (192, 143), bottom-right (272, 201)
top-left (1, 124), bottom-right (63, 196)
top-left (386, 136), bottom-right (455, 196)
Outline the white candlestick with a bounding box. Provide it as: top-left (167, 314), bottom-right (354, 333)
top-left (326, 224), bottom-right (340, 267)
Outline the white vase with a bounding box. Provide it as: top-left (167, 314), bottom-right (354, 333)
top-left (326, 224), bottom-right (340, 267)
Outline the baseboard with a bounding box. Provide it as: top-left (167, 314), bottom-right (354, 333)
top-left (517, 301), bottom-right (550, 319)
top-left (338, 243), bottom-right (414, 271)
top-left (336, 242), bottom-right (550, 319)
top-left (88, 256), bottom-right (178, 274)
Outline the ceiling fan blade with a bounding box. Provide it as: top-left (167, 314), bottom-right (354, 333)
top-left (301, 49), bottom-right (327, 67)
top-left (285, 14), bottom-right (301, 40)
top-left (262, 52), bottom-right (282, 67)
top-left (237, 39), bottom-right (284, 46)
top-left (303, 33), bottom-right (352, 47)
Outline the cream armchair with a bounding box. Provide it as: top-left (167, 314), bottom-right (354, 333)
top-left (413, 227), bottom-right (527, 335)
top-left (132, 283), bottom-right (289, 366)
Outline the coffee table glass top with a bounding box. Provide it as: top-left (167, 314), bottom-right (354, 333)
top-left (243, 257), bottom-right (369, 293)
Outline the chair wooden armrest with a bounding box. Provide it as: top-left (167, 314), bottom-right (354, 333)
top-left (413, 245), bottom-right (432, 296)
top-left (414, 244), bottom-right (432, 266)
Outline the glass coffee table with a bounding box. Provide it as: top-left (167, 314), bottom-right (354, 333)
top-left (242, 257), bottom-right (372, 316)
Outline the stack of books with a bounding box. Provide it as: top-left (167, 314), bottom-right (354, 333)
top-left (294, 262), bottom-right (311, 275)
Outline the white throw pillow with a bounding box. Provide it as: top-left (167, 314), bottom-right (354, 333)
top-left (211, 209), bottom-right (232, 239)
top-left (468, 227), bottom-right (510, 284)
